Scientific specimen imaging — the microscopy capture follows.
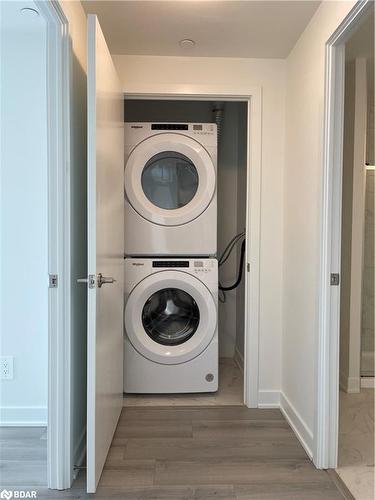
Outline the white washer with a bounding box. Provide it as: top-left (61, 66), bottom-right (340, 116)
top-left (124, 123), bottom-right (217, 256)
top-left (124, 258), bottom-right (218, 393)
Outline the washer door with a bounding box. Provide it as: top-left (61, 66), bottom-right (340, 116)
top-left (125, 271), bottom-right (217, 365)
top-left (125, 134), bottom-right (215, 226)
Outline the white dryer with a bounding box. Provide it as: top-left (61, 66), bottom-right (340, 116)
top-left (124, 123), bottom-right (217, 256)
top-left (124, 258), bottom-right (218, 393)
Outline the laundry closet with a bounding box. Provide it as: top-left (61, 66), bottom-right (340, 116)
top-left (123, 99), bottom-right (248, 406)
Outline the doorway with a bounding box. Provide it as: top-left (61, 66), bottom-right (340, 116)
top-left (123, 99), bottom-right (248, 407)
top-left (336, 9), bottom-right (374, 499)
top-left (315, 0), bottom-right (374, 485)
top-left (83, 15), bottom-right (263, 492)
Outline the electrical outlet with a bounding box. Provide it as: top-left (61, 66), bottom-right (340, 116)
top-left (0, 356), bottom-right (14, 380)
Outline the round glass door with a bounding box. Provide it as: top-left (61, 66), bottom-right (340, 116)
top-left (141, 152), bottom-right (199, 210)
top-left (142, 288), bottom-right (200, 345)
top-left (124, 134), bottom-right (216, 226)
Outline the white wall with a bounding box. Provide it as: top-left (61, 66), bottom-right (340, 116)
top-left (235, 103), bottom-right (248, 359)
top-left (114, 55), bottom-right (286, 399)
top-left (283, 1), bottom-right (356, 453)
top-left (217, 101), bottom-right (247, 359)
top-left (339, 59), bottom-right (356, 393)
top-left (59, 0), bottom-right (88, 475)
top-left (0, 2), bottom-right (48, 426)
top-left (366, 57), bottom-right (374, 165)
top-left (362, 169), bottom-right (374, 375)
top-left (217, 102), bottom-right (239, 358)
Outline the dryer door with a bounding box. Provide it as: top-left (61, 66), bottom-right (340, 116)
top-left (125, 134), bottom-right (216, 226)
top-left (125, 270), bottom-right (217, 364)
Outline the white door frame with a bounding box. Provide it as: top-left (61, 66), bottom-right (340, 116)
top-left (315, 0), bottom-right (373, 469)
top-left (36, 0), bottom-right (72, 489)
top-left (125, 86), bottom-right (262, 408)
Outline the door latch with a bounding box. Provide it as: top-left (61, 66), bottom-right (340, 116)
top-left (330, 273), bottom-right (340, 286)
top-left (49, 274), bottom-right (58, 288)
top-left (77, 274), bottom-right (96, 289)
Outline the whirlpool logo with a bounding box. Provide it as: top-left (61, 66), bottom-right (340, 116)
top-left (0, 490), bottom-right (37, 499)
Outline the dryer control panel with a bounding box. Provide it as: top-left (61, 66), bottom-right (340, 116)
top-left (192, 260), bottom-right (216, 273)
top-left (152, 260), bottom-right (189, 268)
top-left (125, 122), bottom-right (217, 149)
top-left (151, 260), bottom-right (215, 271)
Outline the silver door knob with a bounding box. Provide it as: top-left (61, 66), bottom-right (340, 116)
top-left (97, 273), bottom-right (116, 288)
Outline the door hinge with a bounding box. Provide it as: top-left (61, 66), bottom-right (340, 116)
top-left (49, 274), bottom-right (58, 288)
top-left (247, 263), bottom-right (250, 272)
top-left (330, 273), bottom-right (340, 286)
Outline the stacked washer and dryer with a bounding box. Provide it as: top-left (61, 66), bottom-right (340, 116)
top-left (123, 122), bottom-right (218, 393)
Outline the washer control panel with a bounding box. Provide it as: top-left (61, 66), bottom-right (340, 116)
top-left (193, 260), bottom-right (215, 273)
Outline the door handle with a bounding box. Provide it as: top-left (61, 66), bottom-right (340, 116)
top-left (97, 273), bottom-right (116, 288)
top-left (76, 274), bottom-right (115, 288)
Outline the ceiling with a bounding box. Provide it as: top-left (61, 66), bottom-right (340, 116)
top-left (82, 1), bottom-right (321, 58)
top-left (0, 1), bottom-right (46, 33)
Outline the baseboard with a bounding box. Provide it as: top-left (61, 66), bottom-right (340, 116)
top-left (339, 372), bottom-right (360, 393)
top-left (361, 377), bottom-right (375, 388)
top-left (234, 348), bottom-right (244, 375)
top-left (73, 426), bottom-right (87, 480)
top-left (258, 390), bottom-right (280, 408)
top-left (0, 406), bottom-right (47, 426)
top-left (326, 470), bottom-right (355, 500)
top-left (280, 392), bottom-right (313, 459)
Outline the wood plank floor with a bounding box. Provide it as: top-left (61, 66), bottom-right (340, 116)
top-left (1, 407), bottom-right (347, 499)
top-left (0, 426), bottom-right (47, 488)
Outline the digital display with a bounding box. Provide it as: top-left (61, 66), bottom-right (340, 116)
top-left (152, 261), bottom-right (190, 268)
top-left (151, 124), bottom-right (188, 130)
top-left (193, 124), bottom-right (203, 131)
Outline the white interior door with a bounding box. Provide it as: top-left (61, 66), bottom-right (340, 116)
top-left (86, 14), bottom-right (124, 493)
